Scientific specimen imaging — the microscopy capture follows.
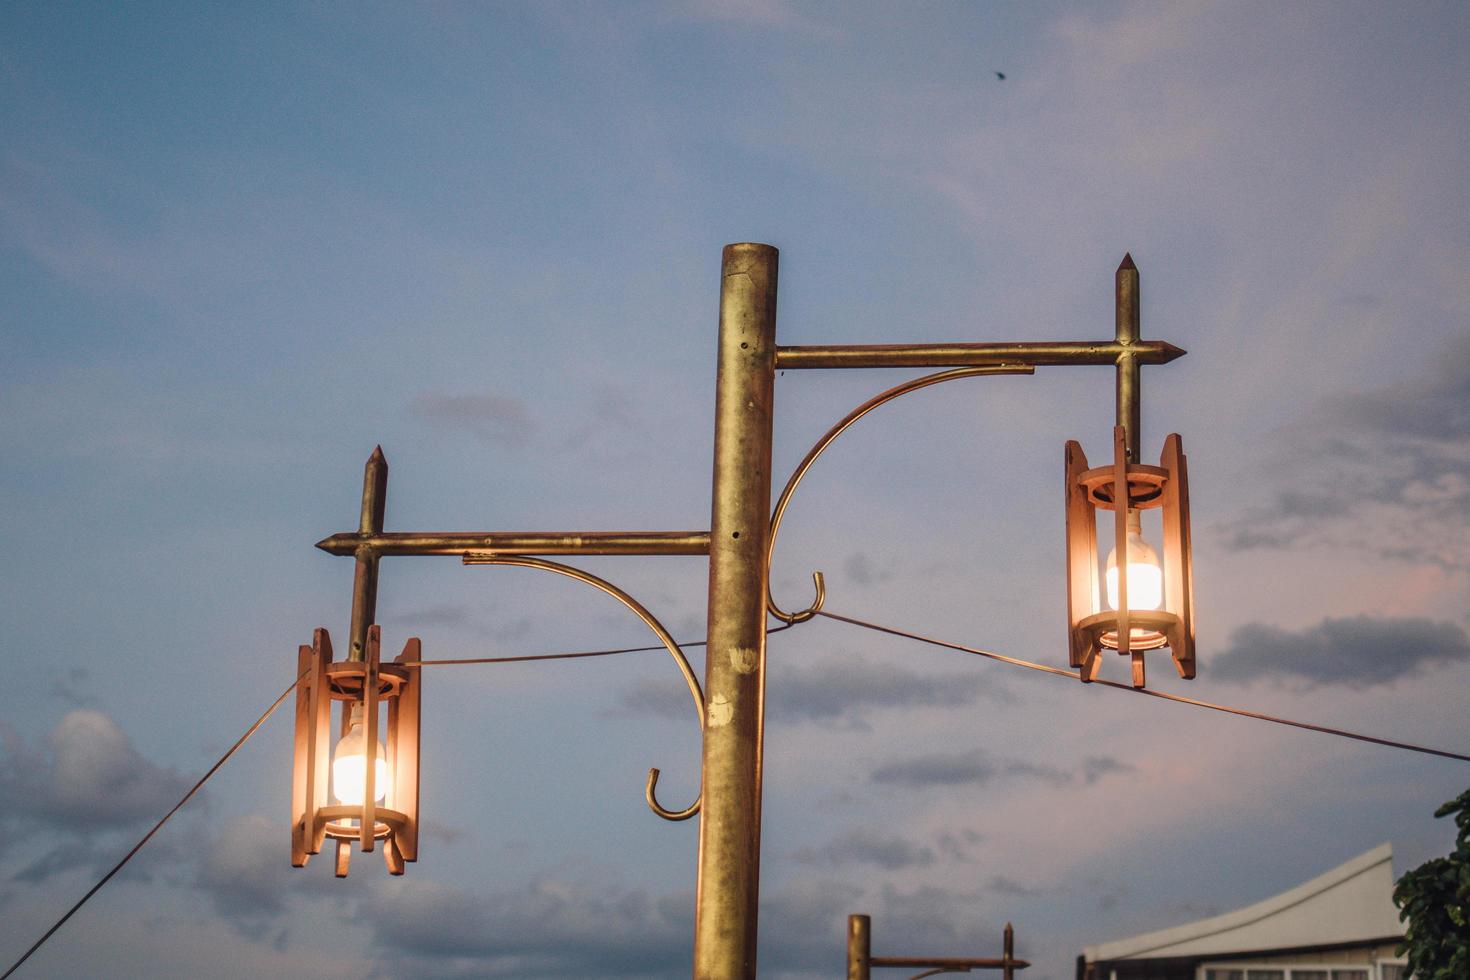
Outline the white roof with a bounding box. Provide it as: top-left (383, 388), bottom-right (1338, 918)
top-left (1085, 843), bottom-right (1403, 963)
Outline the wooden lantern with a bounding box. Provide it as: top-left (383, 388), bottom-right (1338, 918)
top-left (1065, 427), bottom-right (1194, 689)
top-left (291, 625), bottom-right (421, 877)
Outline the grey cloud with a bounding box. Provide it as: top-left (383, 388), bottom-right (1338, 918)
top-left (759, 879), bottom-right (1006, 974)
top-left (1211, 615), bottom-right (1470, 688)
top-left (872, 882), bottom-right (1001, 954)
top-left (872, 751), bottom-right (1135, 789)
top-left (872, 751), bottom-right (996, 787)
top-left (0, 710), bottom-right (191, 838)
top-left (1081, 755), bottom-right (1137, 785)
top-left (936, 828), bottom-right (985, 862)
top-left (564, 385), bottom-right (641, 451)
top-left (0, 711), bottom-right (201, 886)
top-left (368, 877), bottom-right (693, 978)
top-left (1002, 761), bottom-right (1073, 786)
top-left (47, 666), bottom-right (96, 708)
top-left (1223, 332), bottom-right (1470, 570)
top-left (792, 827), bottom-right (937, 870)
top-left (410, 392), bottom-right (536, 446)
top-left (987, 875), bottom-right (1039, 897)
top-left (616, 678), bottom-right (693, 718)
top-left (754, 877), bottom-right (859, 973)
top-left (844, 551), bottom-right (893, 586)
top-left (366, 873), bottom-right (1004, 979)
top-left (617, 659), bottom-right (996, 724)
top-left (198, 814), bottom-right (299, 921)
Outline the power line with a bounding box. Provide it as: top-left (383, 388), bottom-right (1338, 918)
top-left (814, 609), bottom-right (1470, 764)
top-left (7, 613), bottom-right (1464, 977)
top-left (0, 627), bottom-right (784, 978)
top-left (0, 672), bottom-right (304, 980)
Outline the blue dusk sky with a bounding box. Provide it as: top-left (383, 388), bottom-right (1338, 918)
top-left (3, 3), bottom-right (1469, 978)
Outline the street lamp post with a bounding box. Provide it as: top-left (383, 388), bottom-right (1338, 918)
top-left (846, 915), bottom-right (1028, 980)
top-left (299, 243), bottom-right (1191, 979)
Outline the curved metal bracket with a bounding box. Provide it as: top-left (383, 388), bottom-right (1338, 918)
top-left (766, 365), bottom-right (1035, 624)
top-left (462, 554), bottom-right (704, 821)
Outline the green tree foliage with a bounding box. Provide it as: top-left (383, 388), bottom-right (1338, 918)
top-left (1394, 787), bottom-right (1470, 979)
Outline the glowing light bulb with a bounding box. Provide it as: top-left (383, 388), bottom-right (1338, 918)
top-left (1104, 513), bottom-right (1163, 612)
top-left (332, 709), bottom-right (388, 806)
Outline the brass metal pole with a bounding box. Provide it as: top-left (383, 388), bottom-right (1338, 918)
top-left (692, 243), bottom-right (778, 979)
top-left (848, 915), bottom-right (872, 980)
top-left (316, 530), bottom-right (710, 557)
top-left (773, 339), bottom-right (1183, 370)
top-left (348, 447), bottom-right (388, 661)
top-left (1115, 255), bottom-right (1141, 461)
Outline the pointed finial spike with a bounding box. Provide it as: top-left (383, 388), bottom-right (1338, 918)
top-left (369, 445), bottom-right (386, 463)
top-left (1118, 252), bottom-right (1136, 272)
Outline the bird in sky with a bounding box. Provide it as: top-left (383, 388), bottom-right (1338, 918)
top-left (996, 71), bottom-right (1006, 80)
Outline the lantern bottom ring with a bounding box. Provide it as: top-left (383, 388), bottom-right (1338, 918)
top-left (1076, 609), bottom-right (1178, 652)
top-left (318, 804), bottom-right (409, 843)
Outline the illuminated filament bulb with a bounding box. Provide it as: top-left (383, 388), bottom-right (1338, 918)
top-left (332, 703), bottom-right (388, 805)
top-left (1104, 511), bottom-right (1163, 612)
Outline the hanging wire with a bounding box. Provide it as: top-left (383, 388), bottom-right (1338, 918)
top-left (0, 671), bottom-right (306, 980)
top-left (0, 626), bottom-right (800, 978)
top-left (814, 609), bottom-right (1470, 764)
top-left (7, 612), bottom-right (1466, 978)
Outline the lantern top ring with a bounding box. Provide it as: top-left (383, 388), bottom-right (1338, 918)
top-left (1079, 463), bottom-right (1169, 511)
top-left (324, 660), bottom-right (411, 701)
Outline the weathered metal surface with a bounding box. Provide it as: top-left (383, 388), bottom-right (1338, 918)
top-left (692, 243), bottom-right (778, 980)
top-left (317, 530), bottom-right (710, 557)
top-left (773, 338), bottom-right (1183, 370)
top-left (1115, 254), bottom-right (1142, 462)
top-left (347, 447), bottom-right (388, 662)
top-left (848, 915), bottom-right (872, 980)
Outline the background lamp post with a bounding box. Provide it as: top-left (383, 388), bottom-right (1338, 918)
top-left (845, 915), bottom-right (1028, 980)
top-left (298, 243), bottom-right (1193, 977)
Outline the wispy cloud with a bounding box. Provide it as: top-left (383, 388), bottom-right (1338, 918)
top-left (1223, 332), bottom-right (1470, 572)
top-left (870, 750), bottom-right (1133, 789)
top-left (367, 876), bottom-right (693, 978)
top-left (616, 658), bottom-right (998, 725)
top-left (792, 827), bottom-right (938, 870)
top-left (409, 393), bottom-right (537, 447)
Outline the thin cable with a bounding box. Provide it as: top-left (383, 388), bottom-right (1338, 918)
top-left (1, 625), bottom-right (798, 977)
top-left (816, 609), bottom-right (1470, 764)
top-left (0, 673), bottom-right (304, 980)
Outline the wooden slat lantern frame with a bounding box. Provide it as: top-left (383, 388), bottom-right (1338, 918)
top-left (1065, 427), bottom-right (1194, 689)
top-left (291, 625), bottom-right (421, 877)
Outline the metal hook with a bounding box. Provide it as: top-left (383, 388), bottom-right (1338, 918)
top-left (766, 365), bottom-right (1034, 624)
top-left (645, 768), bottom-right (699, 821)
top-left (462, 553), bottom-right (704, 821)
